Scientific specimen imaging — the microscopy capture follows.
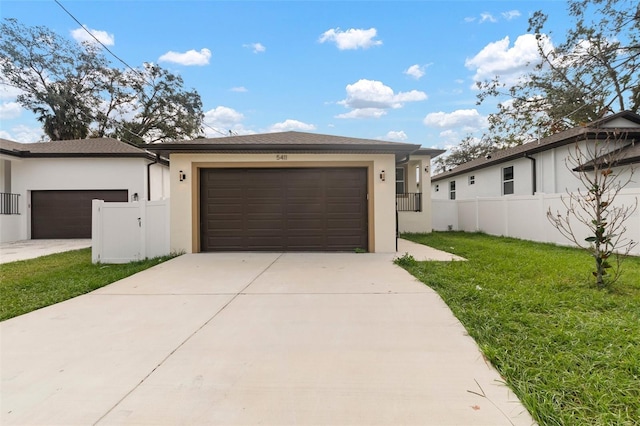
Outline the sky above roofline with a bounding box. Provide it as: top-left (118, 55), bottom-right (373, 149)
top-left (1, 1), bottom-right (579, 150)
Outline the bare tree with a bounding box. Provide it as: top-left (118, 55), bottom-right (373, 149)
top-left (547, 131), bottom-right (638, 288)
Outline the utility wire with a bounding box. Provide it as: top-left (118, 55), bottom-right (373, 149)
top-left (53, 0), bottom-right (230, 139)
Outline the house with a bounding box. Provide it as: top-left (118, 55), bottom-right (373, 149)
top-left (0, 138), bottom-right (169, 243)
top-left (429, 111), bottom-right (640, 254)
top-left (144, 131), bottom-right (444, 254)
top-left (431, 111), bottom-right (640, 201)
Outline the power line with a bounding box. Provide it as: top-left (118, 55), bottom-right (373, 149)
top-left (54, 0), bottom-right (227, 140)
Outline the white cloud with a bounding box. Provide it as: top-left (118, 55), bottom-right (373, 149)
top-left (479, 13), bottom-right (497, 23)
top-left (230, 86), bottom-right (248, 92)
top-left (335, 108), bottom-right (387, 119)
top-left (71, 25), bottom-right (115, 46)
top-left (159, 48), bottom-right (211, 66)
top-left (0, 102), bottom-right (22, 120)
top-left (203, 106), bottom-right (246, 136)
top-left (385, 130), bottom-right (408, 141)
top-left (404, 64), bottom-right (426, 80)
top-left (0, 124), bottom-right (45, 143)
top-left (268, 119), bottom-right (316, 132)
top-left (502, 10), bottom-right (521, 20)
top-left (336, 79), bottom-right (427, 119)
top-left (464, 17), bottom-right (476, 23)
top-left (423, 109), bottom-right (488, 132)
top-left (319, 28), bottom-right (382, 50)
top-left (465, 34), bottom-right (551, 85)
top-left (243, 43), bottom-right (266, 53)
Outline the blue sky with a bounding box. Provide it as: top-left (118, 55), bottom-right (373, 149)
top-left (1, 0), bottom-right (572, 149)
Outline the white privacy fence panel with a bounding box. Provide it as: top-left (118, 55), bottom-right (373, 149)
top-left (92, 199), bottom-right (170, 264)
top-left (432, 189), bottom-right (640, 256)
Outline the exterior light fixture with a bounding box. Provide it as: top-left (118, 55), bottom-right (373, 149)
top-left (424, 165), bottom-right (429, 174)
top-left (179, 170), bottom-right (186, 182)
top-left (379, 170), bottom-right (385, 181)
top-left (132, 193), bottom-right (139, 201)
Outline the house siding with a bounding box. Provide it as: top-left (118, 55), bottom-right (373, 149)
top-left (1, 157), bottom-right (169, 242)
top-left (433, 140), bottom-right (640, 201)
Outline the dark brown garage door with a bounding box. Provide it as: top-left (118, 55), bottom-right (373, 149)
top-left (200, 168), bottom-right (368, 251)
top-left (31, 190), bottom-right (128, 239)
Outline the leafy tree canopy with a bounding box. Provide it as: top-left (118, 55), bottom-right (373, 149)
top-left (433, 135), bottom-right (494, 174)
top-left (0, 18), bottom-right (204, 143)
top-left (477, 0), bottom-right (640, 147)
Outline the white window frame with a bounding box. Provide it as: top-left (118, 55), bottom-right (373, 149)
top-left (502, 166), bottom-right (514, 195)
top-left (395, 167), bottom-right (406, 194)
top-left (468, 175), bottom-right (475, 185)
top-left (449, 181), bottom-right (456, 200)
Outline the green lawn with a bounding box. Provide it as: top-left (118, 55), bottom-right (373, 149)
top-left (398, 232), bottom-right (640, 426)
top-left (0, 248), bottom-right (177, 321)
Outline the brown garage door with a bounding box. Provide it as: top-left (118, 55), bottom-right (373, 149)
top-left (31, 190), bottom-right (128, 239)
top-left (200, 168), bottom-right (368, 251)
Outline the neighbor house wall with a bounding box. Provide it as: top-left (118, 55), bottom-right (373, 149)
top-left (432, 139), bottom-right (639, 201)
top-left (4, 157), bottom-right (166, 242)
top-left (169, 152), bottom-right (398, 254)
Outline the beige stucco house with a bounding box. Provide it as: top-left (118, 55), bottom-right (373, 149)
top-left (145, 131), bottom-right (443, 254)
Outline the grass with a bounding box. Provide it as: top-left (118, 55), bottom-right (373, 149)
top-left (0, 248), bottom-right (177, 321)
top-left (398, 232), bottom-right (640, 426)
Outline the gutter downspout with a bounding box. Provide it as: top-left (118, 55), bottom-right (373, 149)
top-left (525, 153), bottom-right (536, 195)
top-left (146, 153), bottom-right (158, 201)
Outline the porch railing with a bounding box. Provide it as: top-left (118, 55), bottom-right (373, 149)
top-left (0, 192), bottom-right (20, 215)
top-left (396, 192), bottom-right (422, 212)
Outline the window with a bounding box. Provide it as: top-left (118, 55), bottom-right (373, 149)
top-left (449, 181), bottom-right (456, 200)
top-left (468, 175), bottom-right (475, 185)
top-left (502, 166), bottom-right (514, 195)
top-left (395, 167), bottom-right (405, 194)
top-left (435, 184), bottom-right (439, 192)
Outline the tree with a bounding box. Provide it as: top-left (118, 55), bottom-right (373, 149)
top-left (476, 0), bottom-right (640, 146)
top-left (433, 135), bottom-right (494, 174)
top-left (0, 18), bottom-right (107, 140)
top-left (112, 63), bottom-right (204, 144)
top-left (0, 18), bottom-right (205, 143)
top-left (547, 132), bottom-right (638, 288)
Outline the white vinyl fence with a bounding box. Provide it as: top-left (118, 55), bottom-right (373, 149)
top-left (432, 189), bottom-right (640, 256)
top-left (92, 199), bottom-right (170, 264)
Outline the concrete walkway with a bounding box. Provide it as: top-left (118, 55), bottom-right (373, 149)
top-left (0, 239), bottom-right (91, 264)
top-left (1, 244), bottom-right (534, 425)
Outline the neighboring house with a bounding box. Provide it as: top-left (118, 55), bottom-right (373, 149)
top-left (0, 138), bottom-right (169, 243)
top-left (432, 110), bottom-right (640, 201)
top-left (145, 131), bottom-right (443, 254)
top-left (429, 111), bottom-right (640, 255)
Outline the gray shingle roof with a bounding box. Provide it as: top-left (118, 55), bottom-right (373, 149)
top-left (143, 131), bottom-right (439, 161)
top-left (432, 111), bottom-right (640, 183)
top-left (0, 137), bottom-right (155, 159)
top-left (159, 131), bottom-right (414, 146)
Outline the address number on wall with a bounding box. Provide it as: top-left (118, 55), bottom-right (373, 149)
top-left (276, 154), bottom-right (288, 160)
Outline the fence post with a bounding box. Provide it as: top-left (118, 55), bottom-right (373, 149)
top-left (91, 199), bottom-right (104, 263)
top-left (139, 201), bottom-right (147, 260)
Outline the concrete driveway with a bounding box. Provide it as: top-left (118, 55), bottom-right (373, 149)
top-left (1, 243), bottom-right (534, 425)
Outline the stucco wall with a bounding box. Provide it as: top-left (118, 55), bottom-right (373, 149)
top-left (397, 155), bottom-right (433, 233)
top-left (169, 152), bottom-right (398, 254)
top-left (4, 157), bottom-right (167, 242)
top-left (432, 139), bottom-right (639, 200)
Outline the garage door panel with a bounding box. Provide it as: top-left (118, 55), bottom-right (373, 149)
top-left (31, 190), bottom-right (128, 239)
top-left (200, 168), bottom-right (367, 252)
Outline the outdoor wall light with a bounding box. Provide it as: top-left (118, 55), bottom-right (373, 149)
top-left (179, 170), bottom-right (186, 182)
top-left (380, 170), bottom-right (386, 181)
top-left (424, 165), bottom-right (429, 174)
top-left (132, 192), bottom-right (139, 201)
